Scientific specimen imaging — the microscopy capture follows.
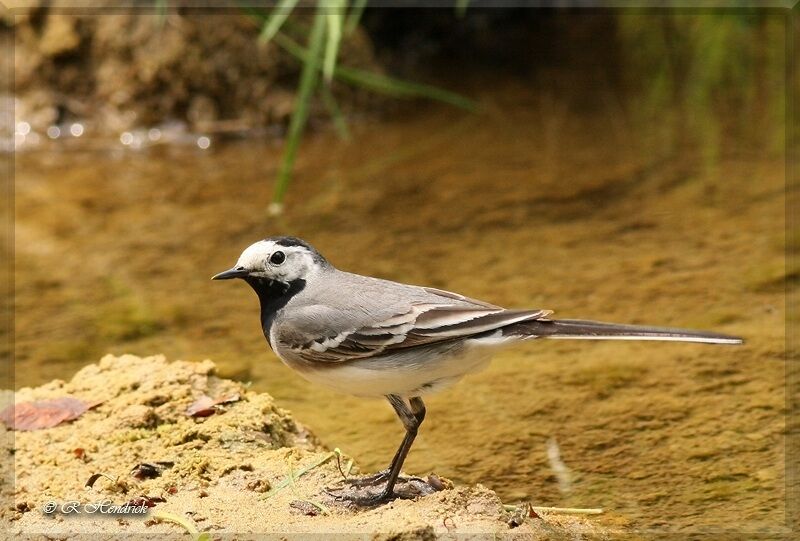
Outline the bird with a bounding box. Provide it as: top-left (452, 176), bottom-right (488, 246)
top-left (213, 236), bottom-right (742, 505)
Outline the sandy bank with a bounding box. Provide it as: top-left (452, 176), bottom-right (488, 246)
top-left (2, 355), bottom-right (616, 539)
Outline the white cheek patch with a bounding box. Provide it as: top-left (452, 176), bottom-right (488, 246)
top-left (279, 258), bottom-right (311, 282)
top-left (275, 251), bottom-right (315, 282)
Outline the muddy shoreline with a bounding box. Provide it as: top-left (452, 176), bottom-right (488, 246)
top-left (2, 355), bottom-right (615, 538)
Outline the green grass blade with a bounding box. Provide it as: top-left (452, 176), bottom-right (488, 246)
top-left (335, 65), bottom-right (476, 110)
top-left (345, 0), bottom-right (367, 35)
top-left (455, 0), bottom-right (470, 18)
top-left (155, 0), bottom-right (167, 27)
top-left (261, 449), bottom-right (344, 500)
top-left (272, 8), bottom-right (327, 209)
top-left (152, 511), bottom-right (209, 541)
top-left (319, 83), bottom-right (350, 140)
top-left (272, 32), bottom-right (477, 111)
top-left (324, 1), bottom-right (345, 83)
top-left (258, 0), bottom-right (300, 45)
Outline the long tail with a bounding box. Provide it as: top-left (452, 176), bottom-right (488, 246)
top-left (514, 318), bottom-right (742, 345)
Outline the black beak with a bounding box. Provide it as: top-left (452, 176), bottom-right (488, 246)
top-left (212, 267), bottom-right (249, 280)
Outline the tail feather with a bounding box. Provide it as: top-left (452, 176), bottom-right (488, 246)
top-left (512, 318), bottom-right (743, 345)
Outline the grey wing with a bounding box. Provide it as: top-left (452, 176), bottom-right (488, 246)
top-left (274, 286), bottom-right (552, 364)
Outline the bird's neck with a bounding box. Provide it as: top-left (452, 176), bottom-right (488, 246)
top-left (244, 277), bottom-right (306, 339)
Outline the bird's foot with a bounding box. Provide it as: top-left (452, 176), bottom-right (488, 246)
top-left (341, 469), bottom-right (427, 488)
top-left (325, 474), bottom-right (443, 508)
top-left (341, 468), bottom-right (391, 487)
top-left (324, 486), bottom-right (397, 507)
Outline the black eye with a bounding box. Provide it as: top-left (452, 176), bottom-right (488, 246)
top-left (269, 251), bottom-right (286, 265)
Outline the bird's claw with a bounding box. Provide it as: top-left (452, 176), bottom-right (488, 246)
top-left (341, 469), bottom-right (391, 487)
top-left (340, 469), bottom-right (427, 488)
top-left (324, 487), bottom-right (397, 507)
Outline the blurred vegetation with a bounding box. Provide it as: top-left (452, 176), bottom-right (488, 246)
top-left (617, 11), bottom-right (785, 165)
top-left (244, 2), bottom-right (476, 213)
top-left (253, 7), bottom-right (785, 209)
top-left (8, 6), bottom-right (785, 210)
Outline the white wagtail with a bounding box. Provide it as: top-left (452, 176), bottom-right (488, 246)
top-left (213, 236), bottom-right (742, 505)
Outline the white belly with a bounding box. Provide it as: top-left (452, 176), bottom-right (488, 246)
top-left (283, 343), bottom-right (497, 398)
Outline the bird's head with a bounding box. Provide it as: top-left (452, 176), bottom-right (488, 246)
top-left (212, 237), bottom-right (329, 285)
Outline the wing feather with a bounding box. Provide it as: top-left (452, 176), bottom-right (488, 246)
top-left (279, 301), bottom-right (552, 364)
top-left (414, 307), bottom-right (503, 329)
top-left (413, 309), bottom-right (553, 337)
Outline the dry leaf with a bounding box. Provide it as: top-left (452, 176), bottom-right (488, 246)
top-left (186, 393), bottom-right (240, 418)
top-left (0, 397), bottom-right (91, 431)
top-left (186, 396), bottom-right (216, 417)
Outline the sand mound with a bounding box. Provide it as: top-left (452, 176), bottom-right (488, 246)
top-left (2, 354), bottom-right (614, 539)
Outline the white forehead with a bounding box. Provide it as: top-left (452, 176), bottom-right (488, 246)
top-left (235, 240), bottom-right (311, 268)
top-left (235, 240), bottom-right (276, 267)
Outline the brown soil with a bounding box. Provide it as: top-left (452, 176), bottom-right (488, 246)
top-left (5, 7), bottom-right (378, 133)
top-left (2, 355), bottom-right (615, 539)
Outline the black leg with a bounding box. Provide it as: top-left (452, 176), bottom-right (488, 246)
top-left (331, 395), bottom-right (427, 505)
top-left (373, 395), bottom-right (426, 501)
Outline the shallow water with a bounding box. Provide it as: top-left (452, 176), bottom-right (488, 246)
top-left (10, 79), bottom-right (789, 532)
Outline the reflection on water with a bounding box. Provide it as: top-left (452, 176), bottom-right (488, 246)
top-left (10, 14), bottom-right (790, 532)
